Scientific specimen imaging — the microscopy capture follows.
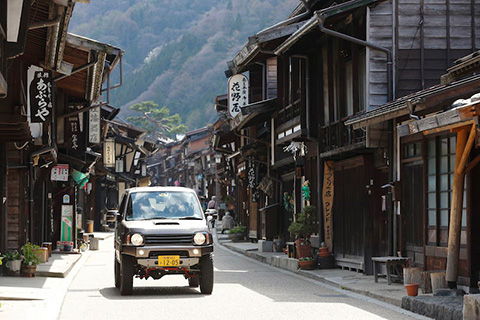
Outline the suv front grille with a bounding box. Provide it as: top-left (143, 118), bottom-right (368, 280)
top-left (149, 250), bottom-right (189, 258)
top-left (144, 234), bottom-right (193, 245)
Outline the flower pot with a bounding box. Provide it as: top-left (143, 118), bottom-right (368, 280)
top-left (8, 259), bottom-right (22, 272)
top-left (405, 283), bottom-right (418, 296)
top-left (298, 259), bottom-right (315, 270)
top-left (295, 242), bottom-right (312, 259)
top-left (21, 264), bottom-right (37, 277)
top-left (228, 233), bottom-right (244, 242)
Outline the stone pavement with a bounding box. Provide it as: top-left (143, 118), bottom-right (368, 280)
top-left (213, 224), bottom-right (469, 320)
top-left (0, 232), bottom-right (112, 319)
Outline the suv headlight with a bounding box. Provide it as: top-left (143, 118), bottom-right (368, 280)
top-left (128, 233), bottom-right (144, 246)
top-left (193, 233), bottom-right (207, 245)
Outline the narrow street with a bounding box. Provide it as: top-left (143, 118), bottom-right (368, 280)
top-left (58, 233), bottom-right (425, 320)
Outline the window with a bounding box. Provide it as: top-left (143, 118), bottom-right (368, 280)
top-left (126, 191), bottom-right (203, 221)
top-left (427, 135), bottom-right (467, 247)
top-left (403, 141), bottom-right (422, 158)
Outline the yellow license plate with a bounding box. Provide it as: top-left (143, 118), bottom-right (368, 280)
top-left (158, 255), bottom-right (180, 267)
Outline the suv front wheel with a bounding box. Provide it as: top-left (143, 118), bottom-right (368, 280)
top-left (199, 254), bottom-right (213, 294)
top-left (114, 255), bottom-right (120, 288)
top-left (120, 254), bottom-right (135, 295)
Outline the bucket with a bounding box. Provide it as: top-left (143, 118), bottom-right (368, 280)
top-left (36, 247), bottom-right (48, 263)
top-left (405, 283), bottom-right (419, 296)
top-left (86, 220), bottom-right (94, 233)
top-left (42, 242), bottom-right (52, 257)
top-left (89, 237), bottom-right (99, 250)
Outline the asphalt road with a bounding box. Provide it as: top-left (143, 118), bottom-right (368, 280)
top-left (58, 235), bottom-right (427, 320)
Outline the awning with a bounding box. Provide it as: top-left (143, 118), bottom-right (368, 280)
top-left (213, 128), bottom-right (236, 152)
top-left (274, 0), bottom-right (380, 55)
top-left (232, 98), bottom-right (277, 130)
top-left (345, 74), bottom-right (480, 129)
top-left (241, 98), bottom-right (277, 115)
top-left (397, 100), bottom-right (480, 138)
top-left (58, 152), bottom-right (86, 171)
top-left (229, 19), bottom-right (310, 74)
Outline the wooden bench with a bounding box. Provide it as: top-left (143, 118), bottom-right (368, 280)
top-left (372, 257), bottom-right (410, 285)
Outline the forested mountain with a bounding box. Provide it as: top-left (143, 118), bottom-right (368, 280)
top-left (69, 0), bottom-right (298, 130)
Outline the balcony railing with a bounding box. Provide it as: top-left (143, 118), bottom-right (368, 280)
top-left (319, 121), bottom-right (366, 154)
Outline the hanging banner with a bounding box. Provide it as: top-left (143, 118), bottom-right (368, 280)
top-left (88, 107), bottom-right (101, 144)
top-left (30, 71), bottom-right (53, 123)
top-left (227, 74), bottom-right (248, 118)
top-left (322, 161), bottom-right (334, 252)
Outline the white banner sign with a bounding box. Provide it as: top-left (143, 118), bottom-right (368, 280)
top-left (88, 106), bottom-right (101, 144)
top-left (103, 139), bottom-right (115, 167)
top-left (227, 74), bottom-right (248, 118)
top-left (51, 164), bottom-right (69, 181)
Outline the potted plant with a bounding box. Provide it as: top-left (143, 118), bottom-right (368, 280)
top-left (298, 256), bottom-right (315, 270)
top-left (227, 225), bottom-right (246, 242)
top-left (3, 250), bottom-right (22, 275)
top-left (21, 242), bottom-right (42, 277)
top-left (403, 259), bottom-right (421, 296)
top-left (288, 205), bottom-right (317, 258)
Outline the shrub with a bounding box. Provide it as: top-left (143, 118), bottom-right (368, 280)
top-left (21, 243), bottom-right (42, 266)
top-left (228, 225), bottom-right (246, 234)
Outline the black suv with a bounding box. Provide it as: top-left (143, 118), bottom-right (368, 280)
top-left (114, 187), bottom-right (214, 295)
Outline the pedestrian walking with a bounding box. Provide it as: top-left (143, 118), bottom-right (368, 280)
top-left (221, 211), bottom-right (234, 234)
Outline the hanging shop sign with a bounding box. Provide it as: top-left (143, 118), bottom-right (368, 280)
top-left (227, 74), bottom-right (248, 118)
top-left (246, 159), bottom-right (256, 189)
top-left (103, 138), bottom-right (115, 167)
top-left (88, 106), bottom-right (101, 144)
top-left (51, 164), bottom-right (69, 181)
top-left (66, 114), bottom-right (85, 158)
top-left (322, 161), bottom-right (334, 252)
top-left (30, 71), bottom-right (53, 123)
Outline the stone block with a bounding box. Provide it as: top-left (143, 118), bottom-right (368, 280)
top-left (463, 294), bottom-right (480, 320)
top-left (258, 240), bottom-right (272, 252)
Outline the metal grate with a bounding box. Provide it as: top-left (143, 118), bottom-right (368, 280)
top-left (144, 234), bottom-right (193, 245)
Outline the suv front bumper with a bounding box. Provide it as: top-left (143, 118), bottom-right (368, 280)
top-left (122, 244), bottom-right (213, 259)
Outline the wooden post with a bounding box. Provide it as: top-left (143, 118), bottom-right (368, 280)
top-left (446, 125), bottom-right (475, 287)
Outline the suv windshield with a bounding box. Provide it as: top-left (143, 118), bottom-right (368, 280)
top-left (125, 191), bottom-right (204, 221)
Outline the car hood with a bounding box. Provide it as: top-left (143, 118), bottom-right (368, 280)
top-left (121, 219), bottom-right (209, 235)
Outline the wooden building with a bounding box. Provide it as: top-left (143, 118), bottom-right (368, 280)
top-left (215, 0), bottom-right (479, 277)
top-left (0, 0), bottom-right (129, 251)
top-left (347, 53), bottom-right (480, 290)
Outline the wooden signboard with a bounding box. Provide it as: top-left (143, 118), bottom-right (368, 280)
top-left (322, 161), bottom-right (334, 252)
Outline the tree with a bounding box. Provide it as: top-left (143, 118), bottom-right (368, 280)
top-left (126, 101), bottom-right (187, 140)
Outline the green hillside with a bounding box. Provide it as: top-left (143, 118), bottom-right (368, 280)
top-left (70, 0), bottom-right (298, 129)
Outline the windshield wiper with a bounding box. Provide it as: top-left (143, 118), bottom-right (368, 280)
top-left (178, 216), bottom-right (203, 220)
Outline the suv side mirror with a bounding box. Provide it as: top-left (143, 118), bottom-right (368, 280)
top-left (112, 210), bottom-right (122, 222)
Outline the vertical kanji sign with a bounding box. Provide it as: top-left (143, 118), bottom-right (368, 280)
top-left (322, 161), bottom-right (334, 252)
top-left (30, 71), bottom-right (53, 123)
top-left (88, 107), bottom-right (101, 144)
top-left (227, 74), bottom-right (248, 118)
